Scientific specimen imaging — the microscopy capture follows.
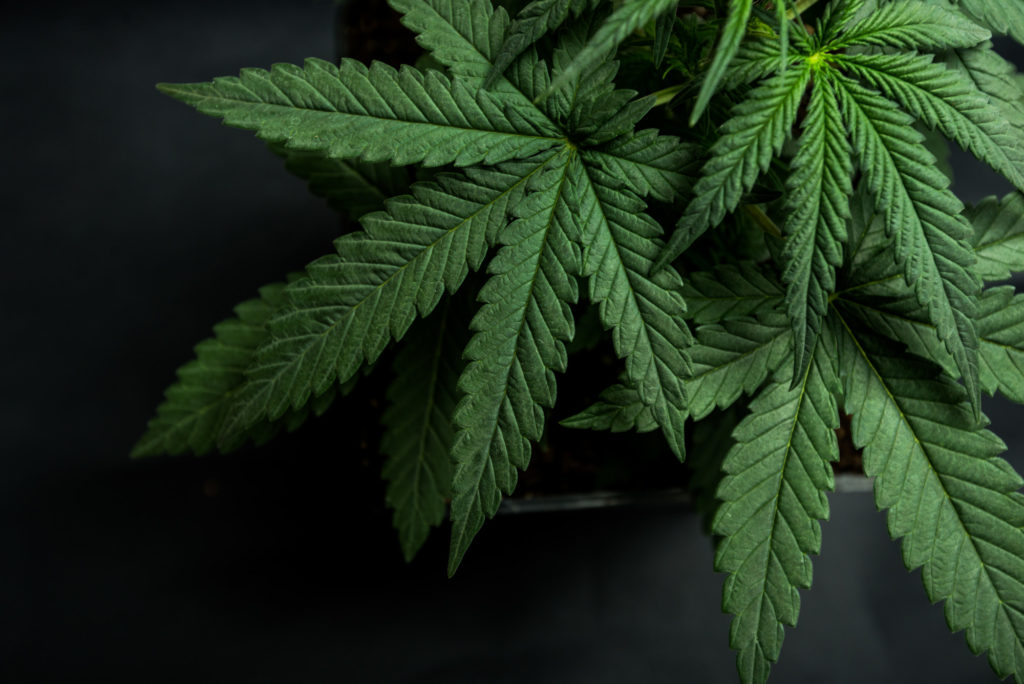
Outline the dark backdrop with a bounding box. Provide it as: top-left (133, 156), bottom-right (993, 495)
top-left (3, 2), bottom-right (1024, 682)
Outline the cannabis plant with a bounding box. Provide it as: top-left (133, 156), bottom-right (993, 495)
top-left (137, 0), bottom-right (1024, 680)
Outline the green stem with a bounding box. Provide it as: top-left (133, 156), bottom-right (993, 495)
top-left (788, 0), bottom-right (821, 17)
top-left (744, 204), bottom-right (782, 239)
top-left (649, 84), bottom-right (687, 106)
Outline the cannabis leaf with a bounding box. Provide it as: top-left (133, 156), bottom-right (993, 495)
top-left (781, 73), bottom-right (851, 388)
top-left (842, 286), bottom-right (1024, 406)
top-left (970, 193), bottom-right (1024, 281)
top-left (834, 308), bottom-right (1024, 684)
top-left (575, 160), bottom-right (692, 457)
top-left (131, 277), bottom-right (337, 458)
top-left (833, 1), bottom-right (990, 50)
top-left (833, 75), bottom-right (981, 414)
top-left (220, 160), bottom-right (548, 439)
top-left (381, 296), bottom-right (469, 562)
top-left (682, 262), bottom-right (784, 324)
top-left (270, 144), bottom-right (410, 220)
top-left (691, 0), bottom-right (753, 126)
top-left (958, 0), bottom-right (1024, 44)
top-left (559, 380), bottom-right (659, 433)
top-left (158, 58), bottom-right (562, 167)
top-left (541, 0), bottom-right (679, 102)
top-left (483, 0), bottom-right (602, 89)
top-left (448, 150), bottom-right (581, 574)
top-left (713, 330), bottom-right (839, 684)
top-left (565, 311), bottom-right (790, 431)
top-left (659, 64), bottom-right (811, 267)
top-left (652, 0), bottom-right (678, 69)
top-left (686, 313), bottom-right (791, 421)
top-left (834, 52), bottom-right (1024, 190)
top-left (659, 2), bottom-right (1000, 412)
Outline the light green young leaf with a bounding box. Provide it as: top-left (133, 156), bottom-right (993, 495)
top-left (835, 308), bottom-right (1024, 684)
top-left (658, 64), bottom-right (811, 270)
top-left (713, 331), bottom-right (839, 684)
top-left (158, 58), bottom-right (562, 168)
top-left (448, 150), bottom-right (581, 575)
top-left (691, 0), bottom-right (754, 126)
top-left (832, 74), bottom-right (981, 417)
top-left (382, 296), bottom-right (467, 563)
top-left (682, 262), bottom-right (784, 324)
top-left (781, 73), bottom-right (852, 386)
top-left (221, 158), bottom-right (552, 440)
top-left (969, 193), bottom-right (1024, 282)
top-left (833, 0), bottom-right (990, 51)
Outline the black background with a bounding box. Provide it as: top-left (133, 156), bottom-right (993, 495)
top-left (4, 1), bottom-right (1024, 682)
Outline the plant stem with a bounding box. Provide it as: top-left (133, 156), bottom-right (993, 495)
top-left (788, 0), bottom-right (821, 18)
top-left (649, 84), bottom-right (687, 106)
top-left (743, 204), bottom-right (782, 238)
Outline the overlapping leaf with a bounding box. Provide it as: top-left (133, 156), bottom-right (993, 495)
top-left (391, 0), bottom-right (549, 106)
top-left (448, 150), bottom-right (581, 575)
top-left (834, 52), bottom-right (1024, 191)
top-left (842, 286), bottom-right (1024, 406)
top-left (781, 73), bottom-right (852, 385)
top-left (221, 159), bottom-right (551, 438)
top-left (559, 381), bottom-right (658, 433)
top-left (562, 311), bottom-right (789, 431)
top-left (483, 0), bottom-right (602, 88)
top-left (382, 296), bottom-right (468, 562)
top-left (686, 312), bottom-right (792, 421)
top-left (682, 262), bottom-right (784, 324)
top-left (132, 278), bottom-right (336, 458)
top-left (714, 332), bottom-right (839, 684)
top-left (658, 64), bottom-right (811, 268)
top-left (832, 75), bottom-right (981, 416)
top-left (575, 160), bottom-right (691, 456)
top-left (835, 309), bottom-right (1024, 684)
top-left (271, 144), bottom-right (410, 220)
top-left (958, 0), bottom-right (1024, 45)
top-left (969, 193), bottom-right (1024, 281)
top-left (691, 0), bottom-right (753, 125)
top-left (541, 0), bottom-right (679, 101)
top-left (833, 0), bottom-right (990, 51)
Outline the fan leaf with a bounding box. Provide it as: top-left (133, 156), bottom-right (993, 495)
top-left (714, 327), bottom-right (839, 684)
top-left (832, 73), bottom-right (981, 417)
top-left (158, 58), bottom-right (562, 168)
top-left (448, 149), bottom-right (581, 575)
top-left (835, 307), bottom-right (1024, 684)
top-left (382, 296), bottom-right (468, 562)
top-left (221, 159), bottom-right (552, 439)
